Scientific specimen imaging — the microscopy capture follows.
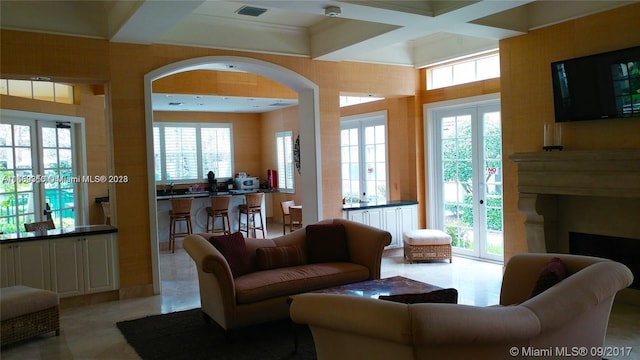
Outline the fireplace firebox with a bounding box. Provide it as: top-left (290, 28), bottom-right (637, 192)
top-left (569, 232), bottom-right (640, 290)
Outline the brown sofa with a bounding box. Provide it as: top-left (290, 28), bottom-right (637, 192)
top-left (290, 253), bottom-right (633, 360)
top-left (183, 218), bottom-right (391, 330)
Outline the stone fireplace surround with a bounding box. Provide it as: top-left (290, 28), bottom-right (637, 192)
top-left (510, 149), bottom-right (640, 299)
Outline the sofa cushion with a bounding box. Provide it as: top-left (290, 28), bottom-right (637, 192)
top-left (306, 223), bottom-right (349, 263)
top-left (256, 245), bottom-right (305, 270)
top-left (208, 232), bottom-right (253, 278)
top-left (378, 288), bottom-right (458, 304)
top-left (234, 263), bottom-right (369, 304)
top-left (528, 257), bottom-right (567, 299)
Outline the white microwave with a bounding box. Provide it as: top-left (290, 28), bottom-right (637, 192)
top-left (234, 177), bottom-right (259, 190)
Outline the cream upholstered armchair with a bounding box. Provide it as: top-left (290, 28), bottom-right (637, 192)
top-left (290, 253), bottom-right (633, 360)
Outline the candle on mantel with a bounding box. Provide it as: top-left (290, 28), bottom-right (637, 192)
top-left (543, 123), bottom-right (552, 147)
top-left (554, 123), bottom-right (562, 146)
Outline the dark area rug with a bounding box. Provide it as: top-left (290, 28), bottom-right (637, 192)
top-left (116, 308), bottom-right (316, 360)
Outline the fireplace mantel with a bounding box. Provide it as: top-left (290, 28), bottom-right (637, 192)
top-left (509, 149), bottom-right (640, 252)
top-left (509, 149), bottom-right (640, 198)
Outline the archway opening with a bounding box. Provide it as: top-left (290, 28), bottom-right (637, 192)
top-left (144, 56), bottom-right (322, 293)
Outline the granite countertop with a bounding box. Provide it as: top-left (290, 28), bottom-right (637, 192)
top-left (342, 200), bottom-right (418, 211)
top-left (0, 225), bottom-right (118, 243)
top-left (156, 189), bottom-right (277, 200)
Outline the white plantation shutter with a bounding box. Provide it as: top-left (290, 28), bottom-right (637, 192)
top-left (154, 123), bottom-right (233, 182)
top-left (275, 131), bottom-right (294, 191)
top-left (201, 127), bottom-right (233, 178)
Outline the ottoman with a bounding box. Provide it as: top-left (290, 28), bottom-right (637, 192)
top-left (403, 229), bottom-right (452, 263)
top-left (1, 286), bottom-right (60, 346)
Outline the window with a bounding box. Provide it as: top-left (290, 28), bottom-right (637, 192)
top-left (340, 95), bottom-right (384, 107)
top-left (340, 112), bottom-right (388, 203)
top-left (0, 118), bottom-right (79, 234)
top-left (153, 123), bottom-right (233, 183)
top-left (427, 51), bottom-right (500, 90)
top-left (0, 79), bottom-right (74, 104)
top-left (275, 131), bottom-right (294, 192)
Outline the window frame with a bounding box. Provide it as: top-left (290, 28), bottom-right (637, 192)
top-left (275, 130), bottom-right (295, 192)
top-left (426, 51), bottom-right (500, 90)
top-left (153, 122), bottom-right (234, 184)
top-left (340, 111), bottom-right (389, 204)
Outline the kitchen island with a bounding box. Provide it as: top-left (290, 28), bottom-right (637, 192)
top-left (156, 190), bottom-right (268, 247)
top-left (343, 200), bottom-right (418, 248)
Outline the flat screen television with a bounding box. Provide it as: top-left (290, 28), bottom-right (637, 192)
top-left (551, 46), bottom-right (640, 122)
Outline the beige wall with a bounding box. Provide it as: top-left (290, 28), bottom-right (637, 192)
top-left (1, 2), bottom-right (638, 296)
top-left (1, 30), bottom-right (416, 296)
top-left (499, 3), bottom-right (640, 260)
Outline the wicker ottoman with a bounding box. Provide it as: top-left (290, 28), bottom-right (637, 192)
top-left (403, 229), bottom-right (452, 263)
top-left (1, 285), bottom-right (60, 346)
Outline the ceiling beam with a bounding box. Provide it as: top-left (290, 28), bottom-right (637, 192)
top-left (110, 0), bottom-right (206, 44)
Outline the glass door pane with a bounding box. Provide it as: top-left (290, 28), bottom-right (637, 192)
top-left (40, 124), bottom-right (75, 229)
top-left (441, 112), bottom-right (476, 255)
top-left (0, 122), bottom-right (37, 233)
top-left (481, 108), bottom-right (504, 260)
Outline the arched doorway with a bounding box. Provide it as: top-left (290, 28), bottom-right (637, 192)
top-left (144, 56), bottom-right (322, 293)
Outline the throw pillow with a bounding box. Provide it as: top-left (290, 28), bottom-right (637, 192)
top-left (378, 288), bottom-right (458, 304)
top-left (208, 232), bottom-right (253, 278)
top-left (305, 223), bottom-right (349, 263)
top-left (528, 257), bottom-right (567, 299)
top-left (256, 245), bottom-right (305, 270)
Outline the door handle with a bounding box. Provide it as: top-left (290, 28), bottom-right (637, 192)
top-left (479, 199), bottom-right (484, 205)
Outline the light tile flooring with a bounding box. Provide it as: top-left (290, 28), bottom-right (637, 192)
top-left (2, 225), bottom-right (639, 359)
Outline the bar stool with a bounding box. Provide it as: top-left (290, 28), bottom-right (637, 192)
top-left (206, 195), bottom-right (232, 234)
top-left (280, 200), bottom-right (295, 234)
top-left (238, 192), bottom-right (265, 238)
top-left (101, 201), bottom-right (111, 225)
top-left (289, 205), bottom-right (303, 232)
top-left (169, 197), bottom-right (193, 253)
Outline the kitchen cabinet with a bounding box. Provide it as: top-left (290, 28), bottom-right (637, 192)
top-left (50, 233), bottom-right (118, 297)
top-left (345, 207), bottom-right (384, 229)
top-left (383, 205), bottom-right (418, 247)
top-left (344, 201), bottom-right (418, 248)
top-left (1, 240), bottom-right (51, 290)
top-left (1, 226), bottom-right (119, 298)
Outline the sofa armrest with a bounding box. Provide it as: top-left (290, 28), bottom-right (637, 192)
top-left (290, 293), bottom-right (413, 344)
top-left (334, 218), bottom-right (392, 279)
top-left (183, 234), bottom-right (237, 324)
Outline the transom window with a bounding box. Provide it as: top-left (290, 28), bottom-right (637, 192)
top-left (153, 123), bottom-right (233, 183)
top-left (0, 79), bottom-right (74, 104)
top-left (426, 51), bottom-right (500, 90)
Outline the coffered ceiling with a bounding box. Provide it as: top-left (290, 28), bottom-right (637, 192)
top-left (2, 0), bottom-right (636, 112)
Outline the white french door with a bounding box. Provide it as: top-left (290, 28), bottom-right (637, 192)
top-left (429, 101), bottom-right (503, 261)
top-left (0, 116), bottom-right (78, 234)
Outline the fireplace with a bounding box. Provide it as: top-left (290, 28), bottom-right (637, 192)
top-left (570, 232), bottom-right (640, 290)
top-left (510, 150), bottom-right (640, 295)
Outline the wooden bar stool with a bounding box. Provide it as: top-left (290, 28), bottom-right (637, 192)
top-left (206, 195), bottom-right (232, 234)
top-left (280, 200), bottom-right (295, 234)
top-left (238, 192), bottom-right (265, 238)
top-left (289, 205), bottom-right (303, 232)
top-left (169, 198), bottom-right (193, 253)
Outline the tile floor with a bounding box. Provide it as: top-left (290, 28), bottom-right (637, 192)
top-left (2, 224), bottom-right (638, 359)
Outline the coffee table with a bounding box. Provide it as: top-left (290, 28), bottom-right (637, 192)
top-left (309, 275), bottom-right (442, 298)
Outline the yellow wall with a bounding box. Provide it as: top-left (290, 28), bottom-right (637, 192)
top-left (499, 3), bottom-right (640, 260)
top-left (1, 30), bottom-right (416, 296)
top-left (1, 2), bottom-right (638, 296)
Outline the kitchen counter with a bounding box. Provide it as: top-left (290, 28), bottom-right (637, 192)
top-left (156, 189), bottom-right (276, 201)
top-left (1, 225), bottom-right (118, 243)
top-left (342, 200), bottom-right (418, 211)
